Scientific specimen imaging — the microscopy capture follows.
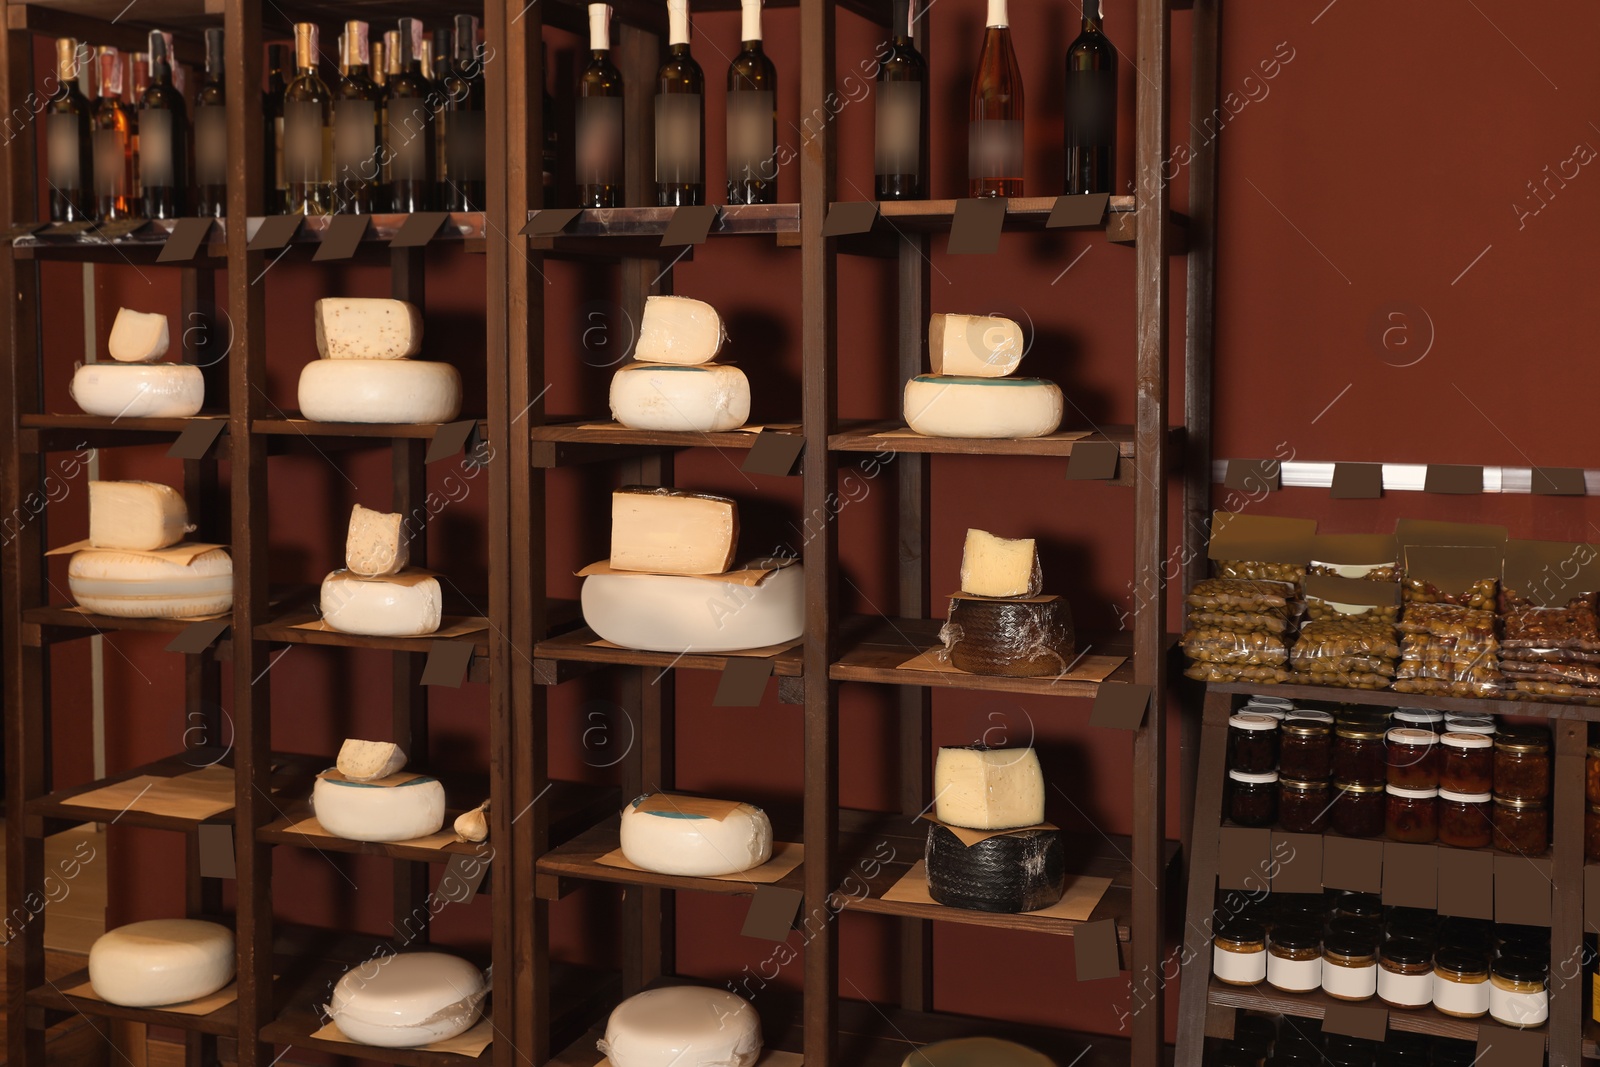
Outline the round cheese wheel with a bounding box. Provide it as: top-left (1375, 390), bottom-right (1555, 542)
top-left (609, 362), bottom-right (750, 433)
top-left (598, 987), bottom-right (762, 1067)
top-left (313, 775), bottom-right (446, 842)
top-left (619, 794), bottom-right (773, 876)
top-left (70, 363), bottom-right (204, 419)
top-left (88, 919), bottom-right (235, 1007)
top-left (581, 562), bottom-right (803, 653)
top-left (297, 359), bottom-right (462, 425)
top-left (328, 951), bottom-right (486, 1048)
top-left (903, 375), bottom-right (1063, 439)
top-left (940, 597), bottom-right (1076, 677)
top-left (68, 548), bottom-right (232, 618)
top-left (925, 823), bottom-right (1065, 914)
top-left (320, 569), bottom-right (442, 637)
top-left (900, 1038), bottom-right (1057, 1067)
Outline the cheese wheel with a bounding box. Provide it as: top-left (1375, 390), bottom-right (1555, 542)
top-left (89, 480), bottom-right (192, 551)
top-left (297, 359), bottom-right (462, 424)
top-left (928, 313), bottom-right (1025, 378)
top-left (901, 1038), bottom-right (1057, 1067)
top-left (903, 375), bottom-right (1063, 439)
top-left (314, 297), bottom-right (424, 360)
top-left (634, 295), bottom-right (728, 365)
top-left (88, 919), bottom-right (235, 1007)
top-left (107, 308), bottom-right (171, 363)
top-left (619, 794), bottom-right (773, 876)
top-left (598, 987), bottom-right (762, 1067)
top-left (328, 952), bottom-right (486, 1048)
top-left (70, 362), bottom-right (205, 418)
top-left (68, 548), bottom-right (232, 618)
top-left (925, 823), bottom-right (1065, 914)
top-left (312, 775), bottom-right (446, 842)
top-left (319, 569), bottom-right (442, 637)
top-left (581, 562), bottom-right (803, 653)
top-left (940, 597), bottom-right (1076, 678)
top-left (609, 362), bottom-right (750, 433)
top-left (933, 747), bottom-right (1046, 830)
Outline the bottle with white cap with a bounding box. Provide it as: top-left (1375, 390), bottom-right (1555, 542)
top-left (725, 0), bottom-right (776, 204)
top-left (655, 0), bottom-right (705, 206)
top-left (577, 4), bottom-right (624, 208)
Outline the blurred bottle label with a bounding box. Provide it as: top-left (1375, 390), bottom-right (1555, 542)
top-left (875, 82), bottom-right (920, 178)
top-left (726, 90), bottom-right (773, 183)
top-left (654, 93), bottom-right (701, 184)
top-left (195, 104), bottom-right (228, 185)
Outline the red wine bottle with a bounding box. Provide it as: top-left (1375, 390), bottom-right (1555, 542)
top-left (577, 4), bottom-right (624, 208)
top-left (46, 38), bottom-right (93, 221)
top-left (387, 18), bottom-right (437, 211)
top-left (968, 0), bottom-right (1023, 198)
top-left (193, 29), bottom-right (227, 218)
top-left (874, 0), bottom-right (926, 200)
top-left (655, 0), bottom-right (705, 207)
top-left (725, 0), bottom-right (776, 205)
top-left (1064, 0), bottom-right (1116, 195)
top-left (441, 14), bottom-right (486, 211)
top-left (138, 30), bottom-right (188, 218)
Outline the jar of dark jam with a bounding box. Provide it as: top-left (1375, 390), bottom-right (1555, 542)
top-left (1280, 719), bottom-right (1333, 781)
top-left (1393, 707), bottom-right (1445, 732)
top-left (1279, 778), bottom-right (1331, 834)
top-left (1386, 728), bottom-right (1440, 789)
top-left (1385, 784), bottom-right (1438, 843)
top-left (1335, 723), bottom-right (1388, 784)
top-left (1493, 731), bottom-right (1551, 802)
top-left (1587, 803), bottom-right (1600, 863)
top-left (1227, 769), bottom-right (1279, 827)
top-left (1331, 780), bottom-right (1386, 837)
top-left (1333, 892), bottom-right (1382, 923)
top-left (1491, 794), bottom-right (1549, 855)
top-left (1439, 732), bottom-right (1494, 795)
top-left (1228, 713), bottom-right (1280, 773)
top-left (1437, 789), bottom-right (1493, 849)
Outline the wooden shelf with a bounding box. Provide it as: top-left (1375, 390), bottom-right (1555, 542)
top-left (18, 413), bottom-right (228, 452)
top-left (1207, 979), bottom-right (1545, 1046)
top-left (530, 418), bottom-right (788, 467)
top-left (252, 417), bottom-right (487, 441)
top-left (26, 967), bottom-right (238, 1036)
top-left (1206, 680), bottom-right (1600, 722)
top-left (830, 422), bottom-right (1137, 458)
top-left (533, 625), bottom-right (804, 686)
top-left (19, 604), bottom-right (227, 646)
top-left (255, 609), bottom-right (491, 657)
top-left (529, 202), bottom-right (799, 237)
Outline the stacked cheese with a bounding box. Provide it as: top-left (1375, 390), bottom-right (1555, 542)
top-left (312, 738), bottom-right (447, 842)
top-left (67, 481), bottom-right (233, 618)
top-left (579, 487), bottom-right (803, 652)
top-left (925, 747), bottom-right (1065, 914)
top-left (71, 308), bottom-right (205, 418)
top-left (609, 295), bottom-right (750, 432)
top-left (938, 529), bottom-right (1075, 677)
top-left (903, 313), bottom-right (1063, 439)
top-left (320, 504), bottom-right (439, 636)
top-left (297, 298), bottom-right (462, 424)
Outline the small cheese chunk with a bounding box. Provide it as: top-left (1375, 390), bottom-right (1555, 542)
top-left (599, 988), bottom-right (762, 1067)
top-left (335, 739), bottom-right (408, 781)
top-left (933, 745), bottom-right (1046, 830)
top-left (634, 295), bottom-right (727, 365)
top-left (903, 375), bottom-right (1063, 439)
top-left (609, 486), bottom-right (738, 575)
top-left (609, 362), bottom-right (750, 432)
top-left (314, 297), bottom-right (424, 360)
top-left (107, 308), bottom-right (171, 363)
top-left (345, 504), bottom-right (409, 577)
top-left (928, 313), bottom-right (1024, 377)
top-left (960, 528), bottom-right (1042, 598)
top-left (89, 480), bottom-right (192, 551)
top-left (71, 363), bottom-right (205, 418)
top-left (297, 359), bottom-right (462, 424)
top-left (89, 920), bottom-right (235, 1007)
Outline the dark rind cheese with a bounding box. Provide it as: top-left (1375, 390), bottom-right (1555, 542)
top-left (925, 823), bottom-right (1066, 914)
top-left (940, 596), bottom-right (1076, 677)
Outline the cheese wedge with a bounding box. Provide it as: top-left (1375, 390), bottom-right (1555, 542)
top-left (929, 313), bottom-right (1025, 377)
top-left (634, 295), bottom-right (727, 365)
top-left (609, 486), bottom-right (738, 575)
top-left (335, 739), bottom-right (407, 781)
top-left (107, 308), bottom-right (171, 363)
top-left (345, 504), bottom-right (409, 577)
top-left (89, 480), bottom-right (192, 551)
top-left (933, 745), bottom-right (1046, 829)
top-left (960, 528), bottom-right (1042, 598)
top-left (314, 297), bottom-right (423, 360)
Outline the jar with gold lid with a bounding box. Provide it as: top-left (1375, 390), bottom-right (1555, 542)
top-left (1437, 789), bottom-right (1493, 849)
top-left (1280, 718), bottom-right (1333, 781)
top-left (1493, 731), bottom-right (1551, 801)
top-left (1321, 923), bottom-right (1377, 1002)
top-left (1278, 777), bottom-right (1331, 834)
top-left (1489, 955), bottom-right (1549, 1028)
top-left (1334, 722), bottom-right (1388, 783)
top-left (1376, 937), bottom-right (1433, 1008)
top-left (1211, 917), bottom-right (1267, 986)
top-left (1266, 925), bottom-right (1322, 993)
top-left (1492, 794), bottom-right (1549, 855)
top-left (1330, 780), bottom-right (1385, 838)
top-left (1431, 948), bottom-right (1489, 1018)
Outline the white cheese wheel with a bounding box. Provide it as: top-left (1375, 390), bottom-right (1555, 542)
top-left (928, 313), bottom-right (1025, 378)
top-left (68, 548), bottom-right (232, 618)
top-left (89, 480), bottom-right (192, 551)
top-left (903, 375), bottom-right (1063, 439)
top-left (609, 362), bottom-right (750, 433)
top-left (598, 987), bottom-right (762, 1067)
top-left (933, 746), bottom-right (1046, 829)
top-left (328, 952), bottom-right (486, 1048)
top-left (581, 562), bottom-right (803, 653)
top-left (88, 919), bottom-right (235, 1007)
top-left (70, 362), bottom-right (205, 418)
top-left (312, 775), bottom-right (446, 842)
top-left (315, 297), bottom-right (424, 360)
top-left (298, 359), bottom-right (462, 425)
top-left (634, 295), bottom-right (727, 365)
top-left (319, 569), bottom-right (442, 637)
top-left (901, 1038), bottom-right (1057, 1067)
top-left (618, 794), bottom-right (773, 876)
top-left (107, 308), bottom-right (171, 362)
top-left (345, 504), bottom-right (409, 577)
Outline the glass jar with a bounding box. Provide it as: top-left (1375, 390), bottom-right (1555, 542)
top-left (1439, 731), bottom-right (1494, 794)
top-left (1489, 955), bottom-right (1549, 1028)
top-left (1491, 794), bottom-right (1549, 854)
top-left (1324, 1036), bottom-right (1380, 1067)
top-left (1437, 789), bottom-right (1493, 849)
top-left (1445, 716), bottom-right (1496, 736)
top-left (1393, 707), bottom-right (1445, 732)
top-left (1244, 695), bottom-right (1294, 714)
top-left (1266, 925), bottom-right (1322, 992)
top-left (1386, 728), bottom-right (1440, 789)
top-left (1588, 803), bottom-right (1600, 863)
top-left (1493, 732), bottom-right (1551, 801)
top-left (1280, 719), bottom-right (1333, 781)
top-left (1376, 937), bottom-right (1434, 1008)
top-left (1333, 893), bottom-right (1382, 923)
top-left (1286, 709), bottom-right (1333, 724)
top-left (1334, 724), bottom-right (1388, 784)
top-left (1228, 713), bottom-right (1280, 773)
top-left (1279, 778), bottom-right (1331, 834)
top-left (1227, 769), bottom-right (1280, 827)
top-left (1331, 780), bottom-right (1386, 838)
top-left (1212, 918), bottom-right (1267, 986)
top-left (1385, 784), bottom-right (1438, 843)
top-left (1431, 948), bottom-right (1490, 1018)
top-left (1321, 924), bottom-right (1378, 1001)
top-left (1588, 745), bottom-right (1600, 808)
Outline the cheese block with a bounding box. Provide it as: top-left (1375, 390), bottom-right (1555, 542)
top-left (903, 375), bottom-right (1063, 439)
top-left (319, 569), bottom-right (441, 637)
top-left (618, 794), bottom-right (773, 876)
top-left (901, 1038), bottom-right (1057, 1067)
top-left (598, 987), bottom-right (762, 1067)
top-left (297, 359), bottom-right (462, 424)
top-left (89, 480), bottom-right (192, 551)
top-left (107, 308), bottom-right (170, 363)
top-left (610, 486), bottom-right (738, 576)
top-left (70, 362), bottom-right (205, 418)
top-left (933, 746), bottom-right (1046, 829)
top-left (581, 562), bottom-right (803, 653)
top-left (88, 919), bottom-right (235, 1007)
top-left (336, 739), bottom-right (407, 781)
top-left (960, 528), bottom-right (1041, 598)
top-left (312, 774), bottom-right (446, 842)
top-left (609, 362), bottom-right (750, 433)
top-left (68, 548), bottom-right (232, 618)
top-left (345, 504), bottom-right (409, 577)
top-left (634, 295), bottom-right (727, 365)
top-left (328, 952), bottom-right (486, 1048)
top-left (941, 597), bottom-right (1075, 677)
top-left (929, 313), bottom-right (1025, 378)
top-left (925, 823), bottom-right (1065, 913)
top-left (314, 297), bottom-right (424, 360)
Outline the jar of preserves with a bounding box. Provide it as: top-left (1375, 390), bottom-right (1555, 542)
top-left (1266, 925), bottom-right (1322, 993)
top-left (1588, 745), bottom-right (1600, 807)
top-left (1335, 723), bottom-right (1388, 784)
top-left (1321, 924), bottom-right (1378, 1001)
top-left (1489, 955), bottom-right (1549, 1028)
top-left (1280, 718), bottom-right (1333, 781)
top-left (1286, 709), bottom-right (1333, 724)
top-left (1445, 716), bottom-right (1496, 736)
top-left (1439, 731), bottom-right (1494, 794)
top-left (1393, 707), bottom-right (1445, 732)
top-left (1330, 780), bottom-right (1386, 838)
top-left (1431, 948), bottom-right (1489, 1018)
top-left (1386, 728), bottom-right (1440, 789)
top-left (1333, 893), bottom-right (1382, 923)
top-left (1279, 778), bottom-right (1331, 834)
top-left (1228, 713), bottom-right (1280, 773)
top-left (1244, 695), bottom-right (1294, 715)
top-left (1376, 937), bottom-right (1434, 1008)
top-left (1212, 918), bottom-right (1267, 986)
top-left (1587, 803), bottom-right (1600, 863)
top-left (1324, 1036), bottom-right (1380, 1067)
top-left (1493, 731), bottom-right (1551, 801)
top-left (1492, 794), bottom-right (1549, 855)
top-left (1385, 784), bottom-right (1438, 843)
top-left (1227, 770), bottom-right (1279, 827)
top-left (1437, 789), bottom-right (1493, 849)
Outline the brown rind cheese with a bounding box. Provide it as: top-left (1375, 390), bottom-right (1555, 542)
top-left (940, 596), bottom-right (1075, 677)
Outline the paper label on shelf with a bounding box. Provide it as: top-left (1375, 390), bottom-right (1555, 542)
top-left (575, 558), bottom-right (793, 587)
top-left (288, 615), bottom-right (488, 640)
top-left (283, 814), bottom-right (461, 850)
top-left (881, 860), bottom-right (1110, 922)
top-left (62, 766), bottom-right (236, 820)
top-left (65, 976), bottom-right (240, 1016)
top-left (1208, 511), bottom-right (1316, 564)
top-left (918, 813), bottom-right (1056, 847)
top-left (312, 1017), bottom-right (493, 1056)
top-left (947, 591), bottom-right (1059, 605)
top-left (595, 841), bottom-right (804, 884)
top-left (895, 647), bottom-right (1123, 682)
top-left (316, 768), bottom-right (429, 788)
top-left (47, 540), bottom-right (226, 564)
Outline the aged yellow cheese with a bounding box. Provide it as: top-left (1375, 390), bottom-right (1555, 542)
top-left (609, 486), bottom-right (738, 575)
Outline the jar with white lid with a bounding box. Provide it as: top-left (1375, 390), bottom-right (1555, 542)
top-left (1266, 925), bottom-right (1322, 993)
top-left (1228, 713), bottom-right (1279, 773)
top-left (1227, 769), bottom-right (1279, 827)
top-left (1321, 924), bottom-right (1377, 1001)
top-left (1376, 937), bottom-right (1433, 1008)
top-left (1446, 716), bottom-right (1496, 736)
top-left (1244, 695), bottom-right (1294, 712)
top-left (1212, 918), bottom-right (1267, 986)
top-left (1490, 955), bottom-right (1548, 1027)
top-left (1393, 707), bottom-right (1445, 731)
top-left (1431, 948), bottom-right (1489, 1018)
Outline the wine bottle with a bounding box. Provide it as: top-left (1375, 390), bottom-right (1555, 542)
top-left (968, 0), bottom-right (1022, 198)
top-left (387, 19), bottom-right (436, 212)
top-left (264, 43), bottom-right (289, 214)
top-left (381, 31), bottom-right (399, 193)
top-left (334, 21), bottom-right (383, 213)
top-left (370, 38), bottom-right (387, 92)
top-left (874, 0), bottom-right (927, 200)
top-left (576, 4), bottom-right (623, 209)
top-left (655, 0), bottom-right (704, 207)
top-left (46, 38), bottom-right (93, 221)
top-left (431, 25), bottom-right (451, 193)
top-left (126, 53), bottom-right (145, 202)
top-left (284, 23), bottom-right (334, 215)
top-left (1063, 0), bottom-right (1116, 195)
top-left (441, 14), bottom-right (485, 212)
top-left (726, 0), bottom-right (776, 205)
top-left (91, 47), bottom-right (136, 221)
top-left (139, 30), bottom-right (188, 218)
top-left (542, 44), bottom-right (558, 202)
top-left (193, 29), bottom-right (227, 218)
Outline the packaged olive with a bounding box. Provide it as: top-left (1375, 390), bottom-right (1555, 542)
top-left (1396, 602), bottom-right (1497, 638)
top-left (1307, 597), bottom-right (1400, 624)
top-left (1507, 679), bottom-right (1600, 705)
top-left (1185, 607), bottom-right (1295, 635)
top-left (1393, 677), bottom-right (1507, 698)
top-left (1184, 662), bottom-right (1291, 684)
top-left (1214, 560), bottom-right (1307, 583)
top-left (1500, 659), bottom-right (1600, 686)
top-left (1502, 596), bottom-right (1600, 652)
top-left (1284, 669), bottom-right (1393, 691)
top-left (1182, 627), bottom-right (1289, 666)
top-left (1185, 578), bottom-right (1296, 613)
top-left (1290, 617), bottom-right (1401, 661)
top-left (1501, 646), bottom-right (1600, 666)
top-left (1206, 512), bottom-right (1314, 586)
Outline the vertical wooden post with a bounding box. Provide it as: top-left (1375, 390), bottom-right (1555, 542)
top-left (1172, 690), bottom-right (1232, 1067)
top-left (1550, 718), bottom-right (1585, 1067)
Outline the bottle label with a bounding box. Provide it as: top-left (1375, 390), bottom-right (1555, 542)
top-left (875, 82), bottom-right (920, 178)
top-left (138, 107), bottom-right (174, 187)
top-left (93, 127), bottom-right (127, 197)
top-left (576, 97), bottom-right (621, 187)
top-left (1067, 68), bottom-right (1116, 146)
top-left (195, 104), bottom-right (228, 185)
top-left (726, 90), bottom-right (773, 185)
top-left (46, 113), bottom-right (82, 190)
top-left (283, 100), bottom-right (325, 183)
top-left (654, 92), bottom-right (701, 184)
top-left (333, 99), bottom-right (379, 181)
top-left (968, 117), bottom-right (1022, 181)
top-left (446, 109), bottom-right (486, 182)
top-left (388, 99), bottom-right (430, 180)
